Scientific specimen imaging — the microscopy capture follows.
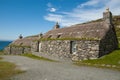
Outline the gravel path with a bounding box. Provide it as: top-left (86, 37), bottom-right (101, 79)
top-left (1, 55), bottom-right (120, 80)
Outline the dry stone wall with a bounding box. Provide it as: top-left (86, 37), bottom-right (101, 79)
top-left (41, 40), bottom-right (71, 59)
top-left (4, 46), bottom-right (31, 54)
top-left (31, 41), bottom-right (39, 52)
top-left (73, 40), bottom-right (99, 60)
top-left (40, 40), bottom-right (100, 61)
top-left (99, 28), bottom-right (118, 57)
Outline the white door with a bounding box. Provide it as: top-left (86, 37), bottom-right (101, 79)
top-left (39, 43), bottom-right (41, 52)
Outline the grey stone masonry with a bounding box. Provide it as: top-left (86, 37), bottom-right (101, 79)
top-left (99, 25), bottom-right (118, 57)
top-left (31, 41), bottom-right (39, 52)
top-left (40, 40), bottom-right (71, 59)
top-left (74, 40), bottom-right (99, 60)
top-left (40, 40), bottom-right (100, 61)
top-left (4, 46), bottom-right (31, 55)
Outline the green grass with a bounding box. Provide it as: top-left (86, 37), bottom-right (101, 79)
top-left (21, 53), bottom-right (57, 62)
top-left (39, 37), bottom-right (100, 41)
top-left (0, 59), bottom-right (24, 80)
top-left (74, 49), bottom-right (120, 70)
top-left (0, 57), bottom-right (2, 60)
top-left (0, 52), bottom-right (24, 80)
top-left (0, 51), bottom-right (3, 59)
top-left (0, 50), bottom-right (4, 55)
top-left (115, 27), bottom-right (120, 37)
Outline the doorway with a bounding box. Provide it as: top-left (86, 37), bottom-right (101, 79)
top-left (39, 43), bottom-right (42, 52)
top-left (70, 41), bottom-right (77, 54)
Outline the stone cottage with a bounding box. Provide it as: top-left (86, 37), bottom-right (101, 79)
top-left (4, 8), bottom-right (118, 61)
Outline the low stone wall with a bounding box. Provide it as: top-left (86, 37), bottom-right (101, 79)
top-left (4, 47), bottom-right (11, 54)
top-left (4, 46), bottom-right (31, 54)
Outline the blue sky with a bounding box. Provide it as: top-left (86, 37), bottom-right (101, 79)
top-left (0, 0), bottom-right (120, 41)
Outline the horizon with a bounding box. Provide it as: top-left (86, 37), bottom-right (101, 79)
top-left (0, 0), bottom-right (120, 41)
top-left (0, 40), bottom-right (13, 41)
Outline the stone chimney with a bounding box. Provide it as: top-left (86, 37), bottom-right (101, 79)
top-left (19, 34), bottom-right (23, 39)
top-left (53, 22), bottom-right (60, 29)
top-left (103, 8), bottom-right (113, 24)
top-left (38, 33), bottom-right (43, 38)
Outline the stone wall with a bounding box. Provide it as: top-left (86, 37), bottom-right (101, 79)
top-left (40, 40), bottom-right (100, 61)
top-left (4, 46), bottom-right (31, 54)
top-left (4, 46), bottom-right (11, 54)
top-left (73, 40), bottom-right (99, 60)
top-left (40, 40), bottom-right (71, 59)
top-left (99, 27), bottom-right (118, 57)
top-left (31, 41), bottom-right (39, 52)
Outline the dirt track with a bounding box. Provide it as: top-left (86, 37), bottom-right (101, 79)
top-left (2, 55), bottom-right (120, 80)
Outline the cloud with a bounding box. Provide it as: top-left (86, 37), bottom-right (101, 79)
top-left (49, 8), bottom-right (56, 12)
top-left (44, 14), bottom-right (63, 22)
top-left (79, 0), bottom-right (100, 8)
top-left (44, 0), bottom-right (120, 27)
top-left (47, 2), bottom-right (57, 12)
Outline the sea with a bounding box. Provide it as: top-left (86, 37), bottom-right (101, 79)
top-left (0, 40), bottom-right (12, 50)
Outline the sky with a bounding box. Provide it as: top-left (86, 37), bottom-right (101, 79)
top-left (0, 0), bottom-right (120, 41)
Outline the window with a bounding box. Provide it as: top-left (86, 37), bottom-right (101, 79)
top-left (20, 43), bottom-right (23, 46)
top-left (57, 35), bottom-right (61, 38)
top-left (48, 35), bottom-right (52, 38)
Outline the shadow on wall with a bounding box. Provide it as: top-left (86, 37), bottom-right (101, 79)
top-left (98, 28), bottom-right (118, 57)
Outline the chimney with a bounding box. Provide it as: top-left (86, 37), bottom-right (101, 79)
top-left (19, 34), bottom-right (23, 39)
top-left (38, 33), bottom-right (43, 38)
top-left (53, 22), bottom-right (60, 29)
top-left (103, 8), bottom-right (113, 24)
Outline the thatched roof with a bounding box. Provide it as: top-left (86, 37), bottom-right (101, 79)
top-left (11, 37), bottom-right (38, 46)
top-left (10, 21), bottom-right (110, 47)
top-left (42, 21), bottom-right (109, 40)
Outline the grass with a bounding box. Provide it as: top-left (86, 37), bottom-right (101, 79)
top-left (115, 27), bottom-right (120, 38)
top-left (0, 57), bottom-right (2, 60)
top-left (39, 37), bottom-right (100, 41)
top-left (21, 53), bottom-right (57, 62)
top-left (0, 58), bottom-right (24, 80)
top-left (74, 48), bottom-right (120, 70)
top-left (0, 50), bottom-right (4, 55)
